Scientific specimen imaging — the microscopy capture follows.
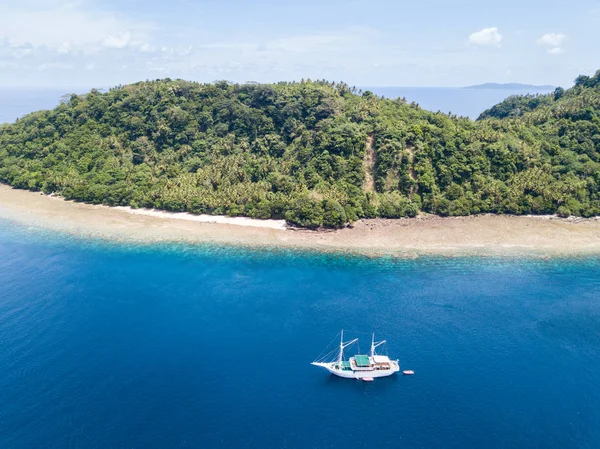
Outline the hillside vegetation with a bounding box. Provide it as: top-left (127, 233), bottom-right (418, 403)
top-left (1, 71), bottom-right (600, 228)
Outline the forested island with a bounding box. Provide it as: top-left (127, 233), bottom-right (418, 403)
top-left (464, 83), bottom-right (555, 91)
top-left (0, 70), bottom-right (599, 229)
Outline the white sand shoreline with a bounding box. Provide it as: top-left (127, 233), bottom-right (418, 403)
top-left (2, 184), bottom-right (600, 257)
top-left (43, 192), bottom-right (288, 230)
top-left (113, 206), bottom-right (288, 230)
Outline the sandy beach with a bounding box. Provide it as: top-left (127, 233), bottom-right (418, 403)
top-left (1, 184), bottom-right (600, 256)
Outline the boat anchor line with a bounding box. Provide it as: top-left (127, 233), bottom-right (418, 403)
top-left (312, 330), bottom-right (406, 380)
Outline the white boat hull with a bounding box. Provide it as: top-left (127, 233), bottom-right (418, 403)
top-left (312, 361), bottom-right (400, 379)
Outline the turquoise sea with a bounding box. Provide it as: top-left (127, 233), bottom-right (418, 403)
top-left (1, 220), bottom-right (600, 448)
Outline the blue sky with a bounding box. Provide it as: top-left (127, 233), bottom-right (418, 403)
top-left (0, 0), bottom-right (598, 88)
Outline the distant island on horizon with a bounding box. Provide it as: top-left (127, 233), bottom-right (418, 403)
top-left (464, 83), bottom-right (555, 90)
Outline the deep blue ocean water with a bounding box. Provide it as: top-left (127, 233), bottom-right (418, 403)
top-left (1, 219), bottom-right (600, 448)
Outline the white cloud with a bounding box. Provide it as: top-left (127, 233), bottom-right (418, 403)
top-left (38, 62), bottom-right (73, 71)
top-left (537, 33), bottom-right (567, 47)
top-left (537, 33), bottom-right (567, 54)
top-left (9, 44), bottom-right (34, 58)
top-left (139, 43), bottom-right (155, 53)
top-left (57, 42), bottom-right (72, 54)
top-left (0, 3), bottom-right (153, 51)
top-left (103, 32), bottom-right (132, 49)
top-left (468, 27), bottom-right (502, 46)
top-left (177, 46), bottom-right (193, 56)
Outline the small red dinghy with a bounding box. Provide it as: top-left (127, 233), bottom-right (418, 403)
top-left (403, 370), bottom-right (414, 375)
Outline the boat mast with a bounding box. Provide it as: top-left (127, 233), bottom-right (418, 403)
top-left (338, 329), bottom-right (344, 365)
top-left (370, 333), bottom-right (386, 356)
top-left (371, 333), bottom-right (374, 356)
top-left (338, 330), bottom-right (344, 364)
top-left (337, 330), bottom-right (358, 365)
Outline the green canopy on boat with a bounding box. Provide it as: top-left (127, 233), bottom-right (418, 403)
top-left (354, 355), bottom-right (371, 367)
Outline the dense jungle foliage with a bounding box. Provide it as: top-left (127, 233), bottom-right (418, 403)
top-left (1, 70), bottom-right (600, 228)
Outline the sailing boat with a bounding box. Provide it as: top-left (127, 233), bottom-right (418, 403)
top-left (311, 331), bottom-right (400, 380)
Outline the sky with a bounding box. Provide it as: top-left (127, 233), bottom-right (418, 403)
top-left (0, 0), bottom-right (599, 88)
